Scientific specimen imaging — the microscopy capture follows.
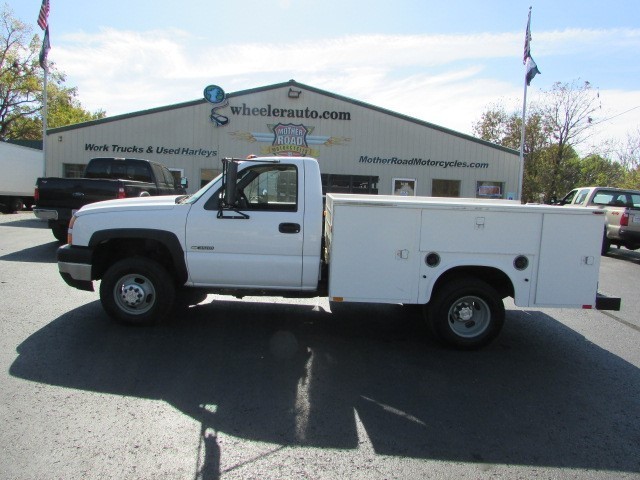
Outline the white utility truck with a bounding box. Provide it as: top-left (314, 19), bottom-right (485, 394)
top-left (57, 156), bottom-right (620, 349)
top-left (0, 141), bottom-right (43, 213)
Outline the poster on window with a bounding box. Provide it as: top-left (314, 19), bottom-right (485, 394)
top-left (393, 178), bottom-right (416, 196)
top-left (477, 182), bottom-right (503, 199)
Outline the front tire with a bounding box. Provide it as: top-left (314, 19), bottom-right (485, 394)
top-left (100, 257), bottom-right (175, 325)
top-left (426, 277), bottom-right (504, 350)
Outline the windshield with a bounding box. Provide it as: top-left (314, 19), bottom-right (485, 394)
top-left (179, 173), bottom-right (223, 204)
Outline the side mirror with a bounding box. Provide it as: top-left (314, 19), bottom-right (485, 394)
top-left (180, 177), bottom-right (188, 189)
top-left (223, 159), bottom-right (238, 207)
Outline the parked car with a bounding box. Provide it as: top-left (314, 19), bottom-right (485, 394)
top-left (35, 157), bottom-right (187, 242)
top-left (557, 186), bottom-right (640, 254)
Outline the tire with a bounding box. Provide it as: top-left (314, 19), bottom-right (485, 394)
top-left (426, 277), bottom-right (505, 350)
top-left (51, 224), bottom-right (68, 243)
top-left (99, 257), bottom-right (176, 325)
top-left (8, 197), bottom-right (23, 213)
top-left (601, 231), bottom-right (611, 255)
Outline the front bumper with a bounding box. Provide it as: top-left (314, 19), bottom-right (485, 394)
top-left (57, 244), bottom-right (94, 291)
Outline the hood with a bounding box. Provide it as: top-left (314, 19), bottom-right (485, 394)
top-left (76, 195), bottom-right (182, 215)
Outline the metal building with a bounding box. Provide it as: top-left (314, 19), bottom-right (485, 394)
top-left (46, 80), bottom-right (520, 199)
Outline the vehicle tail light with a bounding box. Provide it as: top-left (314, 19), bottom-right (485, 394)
top-left (621, 212), bottom-right (629, 227)
top-left (34, 186), bottom-right (39, 202)
top-left (117, 187), bottom-right (126, 199)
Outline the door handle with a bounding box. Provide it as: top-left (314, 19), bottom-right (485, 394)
top-left (279, 223), bottom-right (301, 234)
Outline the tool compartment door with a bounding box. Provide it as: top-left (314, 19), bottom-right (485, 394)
top-left (328, 205), bottom-right (420, 303)
top-left (534, 212), bottom-right (602, 307)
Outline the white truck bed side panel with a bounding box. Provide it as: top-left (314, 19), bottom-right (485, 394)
top-left (534, 213), bottom-right (603, 307)
top-left (328, 204), bottom-right (420, 303)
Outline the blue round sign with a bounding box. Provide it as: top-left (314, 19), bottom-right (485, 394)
top-left (203, 85), bottom-right (226, 104)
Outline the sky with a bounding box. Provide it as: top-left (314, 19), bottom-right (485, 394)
top-left (9, 0), bottom-right (640, 156)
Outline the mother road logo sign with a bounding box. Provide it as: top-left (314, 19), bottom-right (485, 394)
top-left (271, 123), bottom-right (310, 156)
top-left (229, 123), bottom-right (351, 157)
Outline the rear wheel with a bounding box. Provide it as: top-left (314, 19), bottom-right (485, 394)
top-left (601, 231), bottom-right (611, 255)
top-left (100, 257), bottom-right (175, 325)
top-left (51, 223), bottom-right (68, 243)
top-left (9, 197), bottom-right (23, 213)
top-left (426, 277), bottom-right (504, 350)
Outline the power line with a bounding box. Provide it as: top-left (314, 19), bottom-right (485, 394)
top-left (591, 105), bottom-right (640, 126)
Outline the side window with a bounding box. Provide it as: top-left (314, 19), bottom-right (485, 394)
top-left (592, 191), bottom-right (615, 206)
top-left (560, 189), bottom-right (578, 205)
top-left (151, 164), bottom-right (171, 188)
top-left (240, 165), bottom-right (297, 211)
top-left (574, 189), bottom-right (590, 205)
top-left (204, 164), bottom-right (298, 211)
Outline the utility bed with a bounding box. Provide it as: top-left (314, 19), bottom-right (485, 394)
top-left (325, 194), bottom-right (604, 309)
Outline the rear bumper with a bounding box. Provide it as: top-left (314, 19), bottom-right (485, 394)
top-left (57, 244), bottom-right (94, 291)
top-left (33, 208), bottom-right (58, 221)
top-left (618, 228), bottom-right (640, 245)
top-left (596, 293), bottom-right (621, 311)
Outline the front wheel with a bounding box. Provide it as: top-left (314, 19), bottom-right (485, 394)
top-left (425, 277), bottom-right (504, 350)
top-left (100, 257), bottom-right (175, 325)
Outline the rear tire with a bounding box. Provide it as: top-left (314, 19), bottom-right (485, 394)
top-left (9, 197), bottom-right (23, 213)
top-left (100, 257), bottom-right (175, 325)
top-left (51, 224), bottom-right (68, 243)
top-left (601, 231), bottom-right (611, 255)
top-left (426, 277), bottom-right (504, 350)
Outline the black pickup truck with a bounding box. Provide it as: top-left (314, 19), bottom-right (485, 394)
top-left (34, 157), bottom-right (187, 241)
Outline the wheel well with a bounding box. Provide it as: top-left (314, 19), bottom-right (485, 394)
top-left (432, 266), bottom-right (514, 299)
top-left (92, 238), bottom-right (184, 285)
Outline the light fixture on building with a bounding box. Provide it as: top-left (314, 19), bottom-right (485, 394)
top-left (288, 88), bottom-right (301, 99)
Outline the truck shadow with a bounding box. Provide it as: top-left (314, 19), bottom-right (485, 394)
top-left (0, 241), bottom-right (59, 263)
top-left (0, 216), bottom-right (47, 229)
top-left (9, 299), bottom-right (640, 477)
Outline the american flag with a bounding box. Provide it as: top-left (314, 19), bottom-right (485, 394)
top-left (37, 0), bottom-right (50, 30)
top-left (523, 8), bottom-right (531, 65)
top-left (39, 27), bottom-right (50, 69)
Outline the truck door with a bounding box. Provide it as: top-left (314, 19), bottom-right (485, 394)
top-left (185, 162), bottom-right (304, 288)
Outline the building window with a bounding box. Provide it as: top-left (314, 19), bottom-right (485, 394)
top-left (63, 163), bottom-right (86, 178)
top-left (201, 168), bottom-right (221, 188)
top-left (432, 179), bottom-right (460, 197)
top-left (392, 178), bottom-right (416, 196)
top-left (477, 181), bottom-right (504, 199)
top-left (321, 174), bottom-right (378, 194)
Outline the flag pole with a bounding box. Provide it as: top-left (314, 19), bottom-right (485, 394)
top-left (42, 64), bottom-right (47, 176)
top-left (518, 68), bottom-right (527, 203)
top-left (518, 6), bottom-right (533, 203)
top-left (37, 0), bottom-right (51, 177)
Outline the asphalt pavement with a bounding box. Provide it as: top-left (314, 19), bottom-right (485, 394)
top-left (1, 212), bottom-right (639, 480)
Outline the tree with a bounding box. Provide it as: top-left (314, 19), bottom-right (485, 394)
top-left (538, 80), bottom-right (600, 197)
top-left (578, 154), bottom-right (626, 187)
top-left (0, 7), bottom-right (42, 140)
top-left (0, 6), bottom-right (104, 141)
top-left (473, 80), bottom-right (602, 202)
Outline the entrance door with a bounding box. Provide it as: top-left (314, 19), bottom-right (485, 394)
top-left (185, 163), bottom-right (304, 289)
